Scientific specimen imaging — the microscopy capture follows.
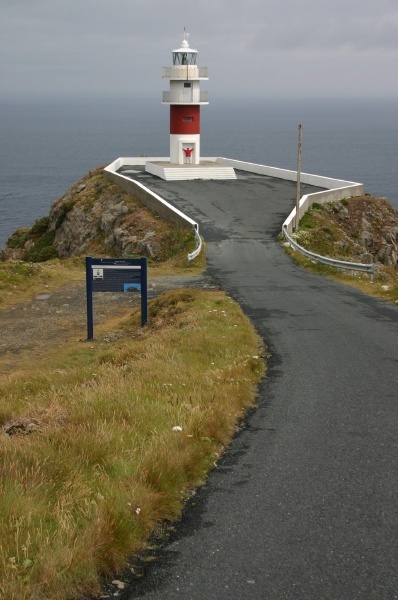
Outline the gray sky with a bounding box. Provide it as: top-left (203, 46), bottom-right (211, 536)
top-left (1, 0), bottom-right (397, 100)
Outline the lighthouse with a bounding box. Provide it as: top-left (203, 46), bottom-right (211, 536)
top-left (162, 31), bottom-right (208, 165)
top-left (144, 32), bottom-right (235, 180)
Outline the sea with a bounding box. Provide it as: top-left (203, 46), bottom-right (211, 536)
top-left (0, 96), bottom-right (397, 249)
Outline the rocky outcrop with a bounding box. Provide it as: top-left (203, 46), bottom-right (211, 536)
top-left (1, 167), bottom-right (190, 262)
top-left (329, 196), bottom-right (398, 268)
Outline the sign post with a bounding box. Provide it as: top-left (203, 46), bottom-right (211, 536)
top-left (85, 256), bottom-right (148, 340)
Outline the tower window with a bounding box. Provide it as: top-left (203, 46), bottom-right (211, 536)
top-left (182, 117), bottom-right (194, 122)
top-left (184, 82), bottom-right (191, 88)
top-left (173, 52), bottom-right (197, 66)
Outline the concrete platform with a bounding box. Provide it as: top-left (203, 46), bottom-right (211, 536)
top-left (145, 160), bottom-right (237, 181)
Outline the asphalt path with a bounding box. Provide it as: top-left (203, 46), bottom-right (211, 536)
top-left (128, 171), bottom-right (398, 600)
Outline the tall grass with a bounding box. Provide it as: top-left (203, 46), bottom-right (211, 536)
top-left (0, 289), bottom-right (264, 599)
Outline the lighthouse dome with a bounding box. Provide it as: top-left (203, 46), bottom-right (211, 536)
top-left (172, 31), bottom-right (198, 65)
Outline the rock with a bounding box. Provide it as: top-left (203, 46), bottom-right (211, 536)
top-left (111, 580), bottom-right (126, 590)
top-left (1, 246), bottom-right (24, 261)
top-left (338, 207), bottom-right (349, 219)
top-left (1, 166), bottom-right (187, 262)
top-left (4, 417), bottom-right (40, 436)
top-left (99, 202), bottom-right (129, 234)
top-left (382, 228), bottom-right (397, 244)
top-left (378, 243), bottom-right (397, 267)
top-left (334, 240), bottom-right (349, 252)
top-left (361, 216), bottom-right (372, 229)
top-left (361, 231), bottom-right (374, 247)
top-left (325, 196), bottom-right (398, 269)
top-left (360, 252), bottom-right (373, 264)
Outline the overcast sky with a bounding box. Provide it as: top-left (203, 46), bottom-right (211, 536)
top-left (1, 0), bottom-right (397, 101)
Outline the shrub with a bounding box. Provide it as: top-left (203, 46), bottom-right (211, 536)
top-left (5, 228), bottom-right (30, 249)
top-left (55, 200), bottom-right (76, 230)
top-left (23, 231), bottom-right (58, 262)
top-left (30, 216), bottom-right (50, 236)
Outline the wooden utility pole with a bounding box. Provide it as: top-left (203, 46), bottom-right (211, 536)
top-left (295, 123), bottom-right (302, 231)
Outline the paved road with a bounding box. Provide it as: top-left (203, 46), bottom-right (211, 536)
top-left (128, 171), bottom-right (398, 600)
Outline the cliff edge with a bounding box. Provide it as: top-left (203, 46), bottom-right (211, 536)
top-left (1, 166), bottom-right (191, 262)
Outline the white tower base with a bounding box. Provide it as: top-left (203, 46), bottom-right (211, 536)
top-left (145, 160), bottom-right (237, 181)
top-left (170, 134), bottom-right (200, 165)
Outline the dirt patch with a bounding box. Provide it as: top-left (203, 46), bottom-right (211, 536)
top-left (0, 275), bottom-right (215, 375)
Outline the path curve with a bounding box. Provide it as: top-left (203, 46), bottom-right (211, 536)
top-left (127, 171), bottom-right (398, 600)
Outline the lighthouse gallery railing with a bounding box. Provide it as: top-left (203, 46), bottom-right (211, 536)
top-left (162, 91), bottom-right (209, 103)
top-left (162, 67), bottom-right (208, 79)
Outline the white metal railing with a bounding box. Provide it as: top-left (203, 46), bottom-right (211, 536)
top-left (104, 158), bottom-right (202, 265)
top-left (162, 91), bottom-right (209, 103)
top-left (162, 66), bottom-right (208, 79)
top-left (187, 227), bottom-right (203, 264)
top-left (282, 226), bottom-right (375, 282)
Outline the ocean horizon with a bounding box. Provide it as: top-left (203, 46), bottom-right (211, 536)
top-left (0, 96), bottom-right (397, 248)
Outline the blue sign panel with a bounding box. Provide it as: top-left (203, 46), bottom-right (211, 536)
top-left (85, 257), bottom-right (148, 339)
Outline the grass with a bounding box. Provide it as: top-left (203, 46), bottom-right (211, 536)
top-left (291, 204), bottom-right (359, 259)
top-left (0, 258), bottom-right (86, 310)
top-left (286, 247), bottom-right (398, 304)
top-left (284, 202), bottom-right (398, 304)
top-left (0, 286), bottom-right (265, 599)
top-left (0, 240), bottom-right (205, 312)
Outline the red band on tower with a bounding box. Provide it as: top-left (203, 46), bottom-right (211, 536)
top-left (170, 105), bottom-right (200, 135)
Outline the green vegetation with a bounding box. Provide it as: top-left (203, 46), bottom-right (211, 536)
top-left (286, 245), bottom-right (398, 303)
top-left (30, 216), bottom-right (51, 236)
top-left (5, 216), bottom-right (58, 263)
top-left (292, 203), bottom-right (357, 259)
top-left (22, 230), bottom-right (58, 262)
top-left (0, 288), bottom-right (264, 600)
top-left (54, 200), bottom-right (76, 229)
top-left (285, 200), bottom-right (398, 305)
top-left (5, 228), bottom-right (31, 250)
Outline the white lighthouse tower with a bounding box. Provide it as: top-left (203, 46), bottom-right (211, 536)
top-left (144, 31), bottom-right (236, 180)
top-left (162, 31), bottom-right (208, 165)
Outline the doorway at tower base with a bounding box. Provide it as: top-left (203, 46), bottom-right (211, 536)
top-left (170, 134), bottom-right (200, 165)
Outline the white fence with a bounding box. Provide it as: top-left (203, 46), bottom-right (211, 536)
top-left (105, 156), bottom-right (367, 269)
top-left (104, 158), bottom-right (202, 264)
top-left (215, 157), bottom-right (364, 234)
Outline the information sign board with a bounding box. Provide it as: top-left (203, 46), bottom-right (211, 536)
top-left (85, 256), bottom-right (148, 339)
